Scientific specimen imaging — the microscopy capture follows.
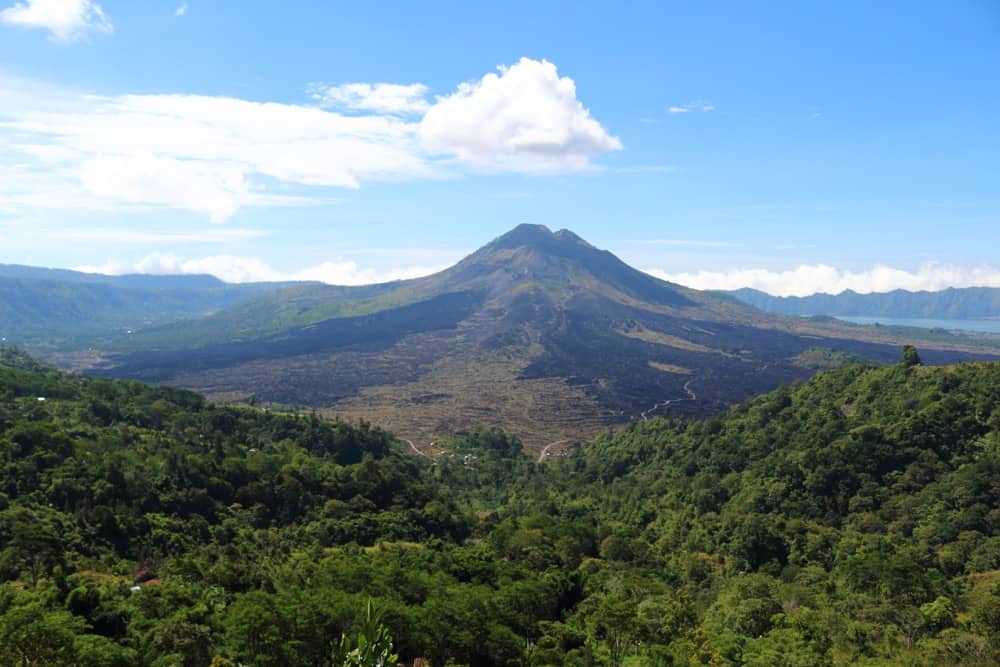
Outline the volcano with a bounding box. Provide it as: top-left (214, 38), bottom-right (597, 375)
top-left (89, 224), bottom-right (997, 450)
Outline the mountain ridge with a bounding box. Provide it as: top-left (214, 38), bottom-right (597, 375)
top-left (70, 224), bottom-right (1000, 449)
top-left (0, 262), bottom-right (229, 289)
top-left (103, 224), bottom-right (711, 353)
top-left (0, 269), bottom-right (303, 350)
top-left (729, 285), bottom-right (1000, 320)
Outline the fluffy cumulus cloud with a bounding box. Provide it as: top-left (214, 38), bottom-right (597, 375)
top-left (0, 58), bottom-right (621, 221)
top-left (0, 0), bottom-right (111, 40)
top-left (419, 58), bottom-right (622, 172)
top-left (76, 253), bottom-right (455, 286)
top-left (649, 263), bottom-right (1000, 297)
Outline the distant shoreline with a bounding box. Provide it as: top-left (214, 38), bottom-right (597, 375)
top-left (833, 315), bottom-right (1000, 335)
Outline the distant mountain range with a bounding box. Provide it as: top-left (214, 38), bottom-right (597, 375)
top-left (36, 224), bottom-right (990, 450)
top-left (0, 264), bottom-right (299, 349)
top-left (727, 286), bottom-right (1000, 319)
top-left (0, 263), bottom-right (230, 288)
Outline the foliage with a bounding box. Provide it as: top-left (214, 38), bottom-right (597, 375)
top-left (792, 346), bottom-right (871, 370)
top-left (333, 599), bottom-right (399, 667)
top-left (901, 344), bottom-right (922, 367)
top-left (1, 348), bottom-right (999, 665)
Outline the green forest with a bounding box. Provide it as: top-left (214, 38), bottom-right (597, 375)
top-left (1, 345), bottom-right (1000, 666)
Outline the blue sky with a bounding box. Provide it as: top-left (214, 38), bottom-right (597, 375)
top-left (1, 0), bottom-right (998, 295)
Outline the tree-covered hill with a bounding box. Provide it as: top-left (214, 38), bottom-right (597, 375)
top-left (2, 346), bottom-right (1000, 665)
top-left (554, 355), bottom-right (1000, 664)
top-left (0, 273), bottom-right (298, 351)
top-left (0, 349), bottom-right (473, 664)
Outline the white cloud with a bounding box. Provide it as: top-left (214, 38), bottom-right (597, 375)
top-left (420, 57), bottom-right (622, 172)
top-left (75, 253), bottom-right (455, 286)
top-left (0, 0), bottom-right (111, 41)
top-left (175, 2), bottom-right (187, 17)
top-left (648, 263), bottom-right (1000, 297)
top-left (310, 82), bottom-right (430, 115)
top-left (0, 86), bottom-right (439, 220)
top-left (80, 155), bottom-right (250, 222)
top-left (77, 254), bottom-right (278, 283)
top-left (668, 100), bottom-right (714, 114)
top-left (0, 58), bottom-right (622, 221)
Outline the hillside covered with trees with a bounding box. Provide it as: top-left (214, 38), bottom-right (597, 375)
top-left (1, 346), bottom-right (1000, 665)
top-left (0, 267), bottom-right (293, 350)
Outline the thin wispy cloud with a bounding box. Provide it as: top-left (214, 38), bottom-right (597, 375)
top-left (647, 263), bottom-right (1000, 297)
top-left (309, 82), bottom-right (430, 115)
top-left (0, 58), bottom-right (621, 221)
top-left (668, 100), bottom-right (715, 114)
top-left (0, 0), bottom-right (112, 41)
top-left (175, 3), bottom-right (187, 17)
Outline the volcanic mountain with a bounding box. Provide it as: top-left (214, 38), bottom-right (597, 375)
top-left (86, 224), bottom-right (998, 450)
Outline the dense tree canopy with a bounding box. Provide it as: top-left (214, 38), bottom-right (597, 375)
top-left (1, 346), bottom-right (999, 665)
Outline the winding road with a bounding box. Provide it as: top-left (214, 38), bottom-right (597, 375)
top-left (537, 439), bottom-right (569, 464)
top-left (639, 378), bottom-right (697, 421)
top-left (401, 438), bottom-right (428, 457)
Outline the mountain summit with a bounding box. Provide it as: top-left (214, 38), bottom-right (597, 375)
top-left (448, 223), bottom-right (695, 308)
top-left (88, 225), bottom-right (996, 449)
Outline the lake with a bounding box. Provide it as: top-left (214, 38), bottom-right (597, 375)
top-left (835, 316), bottom-right (1000, 334)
